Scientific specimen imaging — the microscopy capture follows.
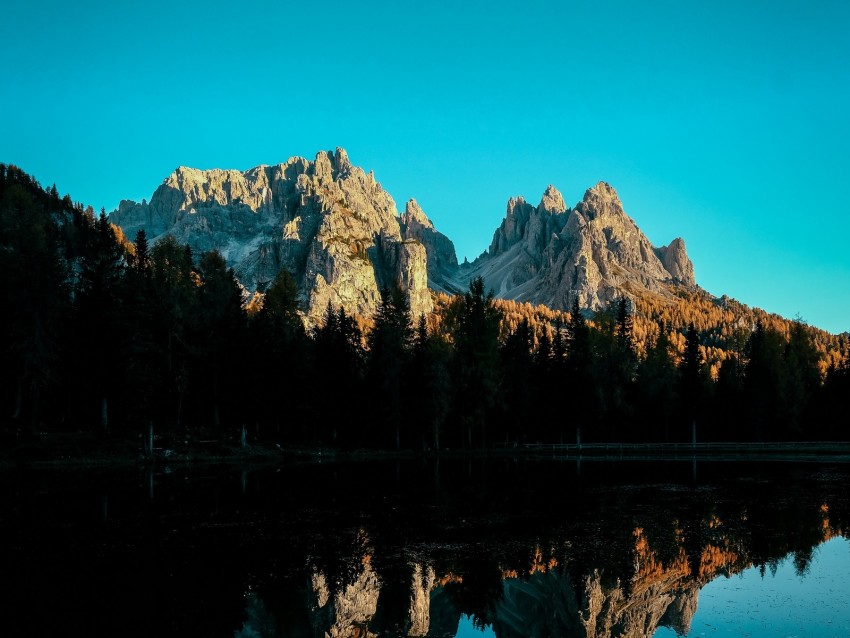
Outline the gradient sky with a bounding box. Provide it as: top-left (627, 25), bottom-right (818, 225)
top-left (2, 0), bottom-right (849, 333)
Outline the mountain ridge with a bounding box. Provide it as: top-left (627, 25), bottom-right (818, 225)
top-left (109, 148), bottom-right (698, 325)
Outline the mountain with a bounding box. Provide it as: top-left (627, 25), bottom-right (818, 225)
top-left (110, 148), bottom-right (433, 325)
top-left (453, 182), bottom-right (695, 311)
top-left (110, 148), bottom-right (695, 321)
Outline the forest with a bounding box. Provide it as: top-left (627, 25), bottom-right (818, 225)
top-left (2, 163), bottom-right (849, 452)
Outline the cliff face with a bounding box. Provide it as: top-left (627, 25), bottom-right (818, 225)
top-left (110, 148), bottom-right (433, 325)
top-left (458, 182), bottom-right (696, 312)
top-left (399, 199), bottom-right (459, 293)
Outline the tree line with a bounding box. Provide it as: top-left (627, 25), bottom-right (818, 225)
top-left (2, 164), bottom-right (848, 450)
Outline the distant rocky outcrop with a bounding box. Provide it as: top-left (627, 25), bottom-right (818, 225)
top-left (399, 199), bottom-right (459, 293)
top-left (111, 149), bottom-right (696, 324)
top-left (110, 148), bottom-right (433, 325)
top-left (458, 181), bottom-right (696, 312)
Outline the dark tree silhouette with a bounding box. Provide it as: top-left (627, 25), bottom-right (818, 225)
top-left (367, 285), bottom-right (413, 449)
top-left (637, 323), bottom-right (679, 442)
top-left (451, 277), bottom-right (503, 449)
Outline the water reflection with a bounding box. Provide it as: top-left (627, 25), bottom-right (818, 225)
top-left (1, 459), bottom-right (849, 637)
top-left (654, 536), bottom-right (850, 638)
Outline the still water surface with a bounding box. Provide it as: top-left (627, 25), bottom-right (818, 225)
top-left (1, 458), bottom-right (848, 637)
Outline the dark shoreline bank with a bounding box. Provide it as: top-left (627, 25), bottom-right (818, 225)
top-left (3, 431), bottom-right (850, 469)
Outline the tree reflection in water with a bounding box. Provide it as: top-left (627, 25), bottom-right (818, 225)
top-left (1, 459), bottom-right (849, 637)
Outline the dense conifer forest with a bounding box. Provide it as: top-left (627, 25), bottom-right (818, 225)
top-left (2, 164), bottom-right (849, 452)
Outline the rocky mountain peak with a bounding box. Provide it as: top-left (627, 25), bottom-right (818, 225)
top-left (110, 149), bottom-right (435, 326)
top-left (655, 237), bottom-right (696, 286)
top-left (576, 181), bottom-right (625, 221)
top-left (538, 184), bottom-right (566, 214)
top-left (110, 148), bottom-right (698, 325)
top-left (400, 198), bottom-right (458, 293)
top-left (462, 179), bottom-right (697, 312)
top-left (402, 198), bottom-right (433, 229)
top-left (330, 146), bottom-right (353, 177)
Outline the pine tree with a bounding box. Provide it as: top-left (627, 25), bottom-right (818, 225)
top-left (408, 314), bottom-right (451, 450)
top-left (452, 277), bottom-right (502, 449)
top-left (782, 320), bottom-right (821, 438)
top-left (248, 268), bottom-right (307, 442)
top-left (677, 322), bottom-right (705, 441)
top-left (367, 285), bottom-right (413, 449)
top-left (197, 250), bottom-right (246, 430)
top-left (74, 210), bottom-right (125, 432)
top-left (312, 302), bottom-right (365, 445)
top-left (151, 237), bottom-right (199, 429)
top-left (743, 321), bottom-right (786, 441)
top-left (500, 319), bottom-right (534, 443)
top-left (637, 322), bottom-right (679, 441)
top-left (566, 297), bottom-right (593, 442)
top-left (0, 170), bottom-right (69, 431)
top-left (120, 229), bottom-right (158, 431)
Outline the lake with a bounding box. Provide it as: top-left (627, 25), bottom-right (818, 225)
top-left (1, 458), bottom-right (848, 637)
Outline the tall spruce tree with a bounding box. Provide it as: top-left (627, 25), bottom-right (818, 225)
top-left (637, 322), bottom-right (678, 442)
top-left (677, 322), bottom-right (705, 441)
top-left (74, 211), bottom-right (125, 432)
top-left (367, 286), bottom-right (413, 449)
top-left (500, 319), bottom-right (534, 444)
top-left (743, 321), bottom-right (785, 441)
top-left (249, 268), bottom-right (307, 441)
top-left (0, 168), bottom-right (69, 432)
top-left (151, 237), bottom-right (199, 429)
top-left (197, 250), bottom-right (245, 430)
top-left (312, 302), bottom-right (365, 446)
top-left (452, 277), bottom-right (502, 449)
top-left (566, 297), bottom-right (593, 442)
top-left (120, 229), bottom-right (158, 430)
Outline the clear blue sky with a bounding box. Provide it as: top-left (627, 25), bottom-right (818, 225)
top-left (2, 0), bottom-right (849, 333)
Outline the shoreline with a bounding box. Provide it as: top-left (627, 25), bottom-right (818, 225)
top-left (2, 432), bottom-right (850, 469)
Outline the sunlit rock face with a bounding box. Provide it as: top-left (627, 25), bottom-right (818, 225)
top-left (408, 564), bottom-right (436, 636)
top-left (110, 148), bottom-right (433, 326)
top-left (460, 182), bottom-right (696, 312)
top-left (111, 149), bottom-right (696, 322)
top-left (485, 537), bottom-right (704, 638)
top-left (399, 199), bottom-right (459, 294)
top-left (309, 557), bottom-right (381, 638)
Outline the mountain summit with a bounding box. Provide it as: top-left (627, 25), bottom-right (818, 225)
top-left (110, 149), bottom-right (695, 320)
top-left (453, 181), bottom-right (695, 310)
top-left (111, 148), bottom-right (434, 324)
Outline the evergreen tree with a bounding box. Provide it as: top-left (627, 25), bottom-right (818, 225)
top-left (816, 357), bottom-right (850, 440)
top-left (0, 169), bottom-right (69, 431)
top-left (743, 321), bottom-right (786, 441)
top-left (637, 323), bottom-right (679, 442)
top-left (367, 286), bottom-right (413, 449)
top-left (196, 250), bottom-right (246, 430)
top-left (150, 237), bottom-right (199, 429)
top-left (312, 302), bottom-right (365, 445)
top-left (714, 353), bottom-right (745, 440)
top-left (74, 210), bottom-right (126, 432)
top-left (119, 229), bottom-right (158, 431)
top-left (451, 277), bottom-right (502, 449)
top-left (566, 297), bottom-right (593, 442)
top-left (249, 268), bottom-right (308, 442)
top-left (500, 319), bottom-right (535, 443)
top-left (781, 320), bottom-right (821, 438)
top-left (548, 316), bottom-right (570, 442)
top-left (408, 315), bottom-right (451, 450)
top-left (677, 322), bottom-right (706, 441)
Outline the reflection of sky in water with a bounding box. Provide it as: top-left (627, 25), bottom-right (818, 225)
top-left (456, 614), bottom-right (496, 637)
top-left (654, 537), bottom-right (850, 638)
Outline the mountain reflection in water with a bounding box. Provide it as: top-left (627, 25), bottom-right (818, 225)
top-left (1, 459), bottom-right (848, 637)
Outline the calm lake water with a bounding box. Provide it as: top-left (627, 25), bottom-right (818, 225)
top-left (1, 458), bottom-right (848, 637)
